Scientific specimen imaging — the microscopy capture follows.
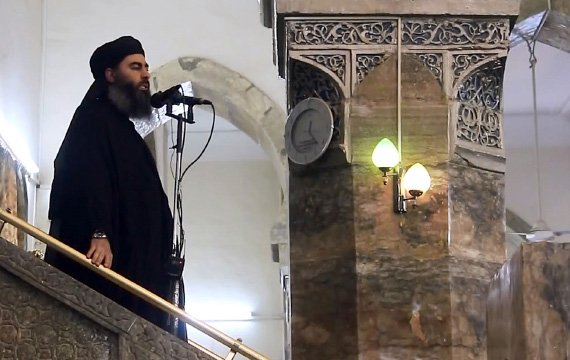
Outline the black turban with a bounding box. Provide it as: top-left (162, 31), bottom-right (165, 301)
top-left (89, 36), bottom-right (145, 80)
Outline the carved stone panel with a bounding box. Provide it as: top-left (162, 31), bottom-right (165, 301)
top-left (452, 53), bottom-right (493, 86)
top-left (0, 238), bottom-right (216, 360)
top-left (402, 19), bottom-right (510, 46)
top-left (415, 53), bottom-right (444, 84)
top-left (0, 268), bottom-right (119, 360)
top-left (121, 321), bottom-right (212, 360)
top-left (289, 59), bottom-right (343, 140)
top-left (287, 20), bottom-right (397, 46)
top-left (355, 54), bottom-right (390, 85)
top-left (456, 58), bottom-right (506, 149)
top-left (301, 54), bottom-right (347, 85)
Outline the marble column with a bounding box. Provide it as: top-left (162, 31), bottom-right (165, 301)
top-left (289, 166), bottom-right (358, 360)
top-left (350, 54), bottom-right (505, 359)
top-left (487, 242), bottom-right (570, 360)
top-left (279, 6), bottom-right (516, 359)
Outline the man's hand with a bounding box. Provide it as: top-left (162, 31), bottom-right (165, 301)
top-left (86, 238), bottom-right (113, 268)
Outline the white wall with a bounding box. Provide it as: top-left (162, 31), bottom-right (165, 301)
top-left (39, 0), bottom-right (285, 186)
top-left (180, 159), bottom-right (283, 359)
top-left (37, 2), bottom-right (286, 357)
top-left (504, 114), bottom-right (570, 243)
top-left (167, 114), bottom-right (284, 359)
top-left (0, 0), bottom-right (42, 172)
top-left (0, 0), bottom-right (43, 249)
top-left (505, 146), bottom-right (570, 242)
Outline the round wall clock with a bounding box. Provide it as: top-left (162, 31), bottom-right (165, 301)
top-left (284, 97), bottom-right (334, 165)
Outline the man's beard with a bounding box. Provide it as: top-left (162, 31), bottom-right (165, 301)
top-left (107, 77), bottom-right (152, 119)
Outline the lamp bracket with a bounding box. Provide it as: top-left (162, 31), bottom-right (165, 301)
top-left (379, 165), bottom-right (424, 213)
top-left (392, 168), bottom-right (407, 213)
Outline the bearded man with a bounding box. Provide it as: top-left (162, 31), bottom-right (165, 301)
top-left (45, 36), bottom-right (174, 333)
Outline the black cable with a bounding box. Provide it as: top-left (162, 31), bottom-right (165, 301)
top-left (180, 105), bottom-right (216, 181)
top-left (175, 87), bottom-right (189, 258)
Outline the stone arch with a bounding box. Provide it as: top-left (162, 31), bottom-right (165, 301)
top-left (289, 53), bottom-right (350, 99)
top-left (150, 57), bottom-right (289, 260)
top-left (150, 57), bottom-right (288, 192)
top-left (452, 54), bottom-right (505, 95)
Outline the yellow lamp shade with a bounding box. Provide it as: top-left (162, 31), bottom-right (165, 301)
top-left (402, 163), bottom-right (431, 195)
top-left (371, 138), bottom-right (399, 169)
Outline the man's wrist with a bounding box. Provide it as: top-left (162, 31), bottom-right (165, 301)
top-left (92, 230), bottom-right (108, 239)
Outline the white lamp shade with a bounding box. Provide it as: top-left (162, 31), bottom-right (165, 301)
top-left (402, 163), bottom-right (431, 194)
top-left (371, 138), bottom-right (399, 168)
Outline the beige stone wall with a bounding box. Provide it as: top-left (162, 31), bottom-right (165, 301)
top-left (276, 0), bottom-right (520, 16)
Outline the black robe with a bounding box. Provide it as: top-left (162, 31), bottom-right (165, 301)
top-left (45, 81), bottom-right (174, 330)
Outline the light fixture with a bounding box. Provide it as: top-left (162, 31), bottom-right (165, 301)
top-left (371, 139), bottom-right (431, 213)
top-left (402, 163), bottom-right (431, 198)
top-left (370, 18), bottom-right (431, 213)
top-left (372, 138), bottom-right (399, 183)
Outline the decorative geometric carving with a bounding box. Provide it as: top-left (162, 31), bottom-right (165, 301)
top-left (303, 54), bottom-right (346, 84)
top-left (0, 238), bottom-right (213, 360)
top-left (125, 321), bottom-right (213, 360)
top-left (415, 53), bottom-right (443, 84)
top-left (456, 58), bottom-right (506, 149)
top-left (457, 104), bottom-right (502, 148)
top-left (356, 54), bottom-right (389, 84)
top-left (289, 59), bottom-right (343, 140)
top-left (0, 268), bottom-right (118, 360)
top-left (287, 20), bottom-right (397, 46)
top-left (402, 19), bottom-right (509, 46)
top-left (452, 54), bottom-right (492, 83)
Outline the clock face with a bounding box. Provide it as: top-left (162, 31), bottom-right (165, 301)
top-left (285, 98), bottom-right (334, 165)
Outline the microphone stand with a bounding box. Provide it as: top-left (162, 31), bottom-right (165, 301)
top-left (164, 101), bottom-right (194, 341)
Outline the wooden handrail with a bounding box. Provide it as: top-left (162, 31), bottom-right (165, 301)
top-left (0, 209), bottom-right (269, 360)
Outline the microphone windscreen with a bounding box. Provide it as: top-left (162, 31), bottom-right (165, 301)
top-left (150, 85), bottom-right (181, 108)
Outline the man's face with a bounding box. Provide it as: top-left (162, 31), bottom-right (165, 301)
top-left (105, 54), bottom-right (152, 118)
top-left (108, 54), bottom-right (150, 91)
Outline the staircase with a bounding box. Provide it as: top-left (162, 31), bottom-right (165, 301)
top-left (0, 237), bottom-right (216, 360)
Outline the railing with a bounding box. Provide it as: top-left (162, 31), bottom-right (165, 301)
top-left (0, 208), bottom-right (269, 360)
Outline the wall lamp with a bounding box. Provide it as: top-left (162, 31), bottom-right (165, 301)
top-left (372, 138), bottom-right (431, 213)
top-left (370, 19), bottom-right (431, 213)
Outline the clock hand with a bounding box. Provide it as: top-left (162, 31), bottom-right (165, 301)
top-left (307, 121), bottom-right (317, 142)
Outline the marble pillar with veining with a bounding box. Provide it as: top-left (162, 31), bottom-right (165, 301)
top-left (488, 242), bottom-right (570, 360)
top-left (350, 54), bottom-right (506, 359)
top-left (289, 166), bottom-right (358, 360)
top-left (281, 10), bottom-right (515, 360)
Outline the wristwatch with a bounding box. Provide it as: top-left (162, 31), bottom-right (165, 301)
top-left (92, 230), bottom-right (108, 239)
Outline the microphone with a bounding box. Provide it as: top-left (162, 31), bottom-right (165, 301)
top-left (150, 85), bottom-right (212, 108)
top-left (150, 85), bottom-right (181, 108)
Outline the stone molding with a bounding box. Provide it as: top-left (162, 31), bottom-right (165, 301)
top-left (276, 0), bottom-right (520, 16)
top-left (0, 238), bottom-right (215, 360)
top-left (283, 16), bottom-right (511, 170)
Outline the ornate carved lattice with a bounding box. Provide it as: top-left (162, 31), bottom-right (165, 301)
top-left (452, 54), bottom-right (493, 84)
top-left (415, 53), bottom-right (443, 84)
top-left (356, 54), bottom-right (389, 84)
top-left (456, 58), bottom-right (506, 149)
top-left (287, 20), bottom-right (397, 46)
top-left (402, 19), bottom-right (509, 46)
top-left (289, 59), bottom-right (342, 140)
top-left (0, 269), bottom-right (118, 359)
top-left (303, 54), bottom-right (346, 84)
